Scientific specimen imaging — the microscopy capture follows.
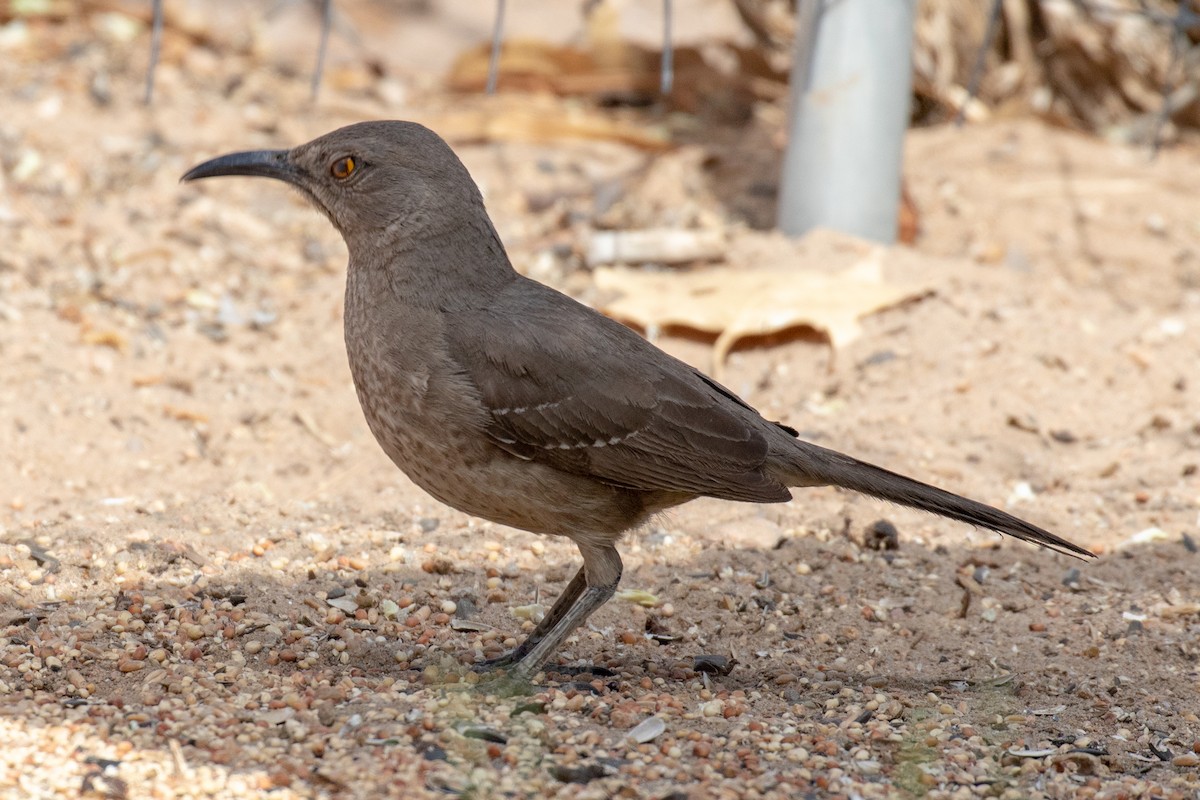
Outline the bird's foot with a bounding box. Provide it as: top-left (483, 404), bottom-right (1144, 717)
top-left (472, 648), bottom-right (614, 679)
top-left (472, 647), bottom-right (614, 681)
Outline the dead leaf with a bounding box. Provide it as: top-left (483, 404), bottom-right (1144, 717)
top-left (427, 103), bottom-right (670, 152)
top-left (594, 231), bottom-right (933, 374)
top-left (446, 38), bottom-right (641, 96)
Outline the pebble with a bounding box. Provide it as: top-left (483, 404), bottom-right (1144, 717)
top-left (627, 716), bottom-right (666, 743)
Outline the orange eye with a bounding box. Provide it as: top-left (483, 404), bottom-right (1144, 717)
top-left (331, 156), bottom-right (356, 179)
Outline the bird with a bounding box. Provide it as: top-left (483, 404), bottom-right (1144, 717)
top-left (182, 120), bottom-right (1092, 678)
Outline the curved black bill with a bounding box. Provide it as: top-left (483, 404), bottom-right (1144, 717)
top-left (181, 149), bottom-right (300, 184)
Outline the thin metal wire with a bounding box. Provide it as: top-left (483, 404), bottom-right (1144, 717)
top-left (955, 0), bottom-right (1003, 127)
top-left (139, 0), bottom-right (1200, 118)
top-left (660, 0), bottom-right (673, 95)
top-left (486, 0), bottom-right (507, 95)
top-left (1149, 1), bottom-right (1194, 157)
top-left (144, 0), bottom-right (165, 104)
top-left (311, 0), bottom-right (334, 101)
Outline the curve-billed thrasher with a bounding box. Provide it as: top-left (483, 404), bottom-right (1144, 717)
top-left (183, 121), bottom-right (1091, 678)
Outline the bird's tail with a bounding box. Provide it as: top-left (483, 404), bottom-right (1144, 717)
top-left (778, 441), bottom-right (1093, 559)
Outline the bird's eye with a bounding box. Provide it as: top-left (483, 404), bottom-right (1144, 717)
top-left (331, 156), bottom-right (356, 179)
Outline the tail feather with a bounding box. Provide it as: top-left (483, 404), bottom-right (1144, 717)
top-left (779, 442), bottom-right (1094, 560)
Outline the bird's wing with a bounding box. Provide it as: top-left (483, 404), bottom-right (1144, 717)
top-left (444, 284), bottom-right (791, 503)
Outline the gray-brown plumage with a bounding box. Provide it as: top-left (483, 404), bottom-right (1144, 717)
top-left (182, 121), bottom-right (1092, 678)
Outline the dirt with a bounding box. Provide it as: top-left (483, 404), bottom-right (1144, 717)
top-left (1, 4), bottom-right (1199, 799)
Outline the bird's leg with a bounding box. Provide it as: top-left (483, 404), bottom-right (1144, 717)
top-left (475, 564), bottom-right (587, 669)
top-left (509, 543), bottom-right (622, 679)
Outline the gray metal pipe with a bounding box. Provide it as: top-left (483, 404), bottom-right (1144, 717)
top-left (777, 0), bottom-right (916, 244)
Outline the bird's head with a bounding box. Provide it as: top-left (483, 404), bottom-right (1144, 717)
top-left (182, 121), bottom-right (485, 253)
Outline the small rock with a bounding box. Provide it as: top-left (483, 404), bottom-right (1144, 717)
top-left (326, 596), bottom-right (358, 614)
top-left (615, 588), bottom-right (659, 607)
top-left (627, 715), bottom-right (666, 744)
top-left (511, 604), bottom-right (545, 623)
top-left (414, 741), bottom-right (447, 761)
top-left (864, 520), bottom-right (899, 551)
top-left (1007, 747), bottom-right (1057, 758)
top-left (1007, 481), bottom-right (1036, 506)
top-left (261, 707), bottom-right (295, 726)
top-left (80, 772), bottom-right (128, 800)
top-left (456, 723), bottom-right (507, 744)
top-left (450, 618), bottom-right (491, 632)
top-left (549, 763), bottom-right (611, 784)
top-left (510, 701), bottom-right (546, 717)
top-left (693, 654), bottom-right (732, 675)
top-left (610, 701), bottom-right (641, 729)
top-left (1125, 527), bottom-right (1168, 548)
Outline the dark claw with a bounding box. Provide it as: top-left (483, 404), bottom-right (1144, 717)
top-left (472, 645), bottom-right (530, 672)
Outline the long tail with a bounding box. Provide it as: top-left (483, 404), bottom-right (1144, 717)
top-left (777, 441), bottom-right (1094, 560)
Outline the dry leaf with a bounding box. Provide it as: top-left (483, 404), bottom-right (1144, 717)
top-left (594, 234), bottom-right (933, 374)
top-left (446, 38), bottom-right (645, 96)
top-left (427, 104), bottom-right (670, 152)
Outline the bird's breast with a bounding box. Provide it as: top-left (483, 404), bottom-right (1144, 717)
top-left (342, 297), bottom-right (500, 493)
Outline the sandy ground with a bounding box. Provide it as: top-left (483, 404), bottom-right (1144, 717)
top-left (1, 4), bottom-right (1199, 799)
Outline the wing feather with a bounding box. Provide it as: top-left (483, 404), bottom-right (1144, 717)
top-left (445, 280), bottom-right (790, 503)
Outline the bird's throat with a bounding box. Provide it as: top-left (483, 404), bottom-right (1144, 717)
top-left (346, 221), bottom-right (519, 313)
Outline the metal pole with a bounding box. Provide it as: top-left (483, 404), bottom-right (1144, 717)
top-left (776, 0), bottom-right (916, 244)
